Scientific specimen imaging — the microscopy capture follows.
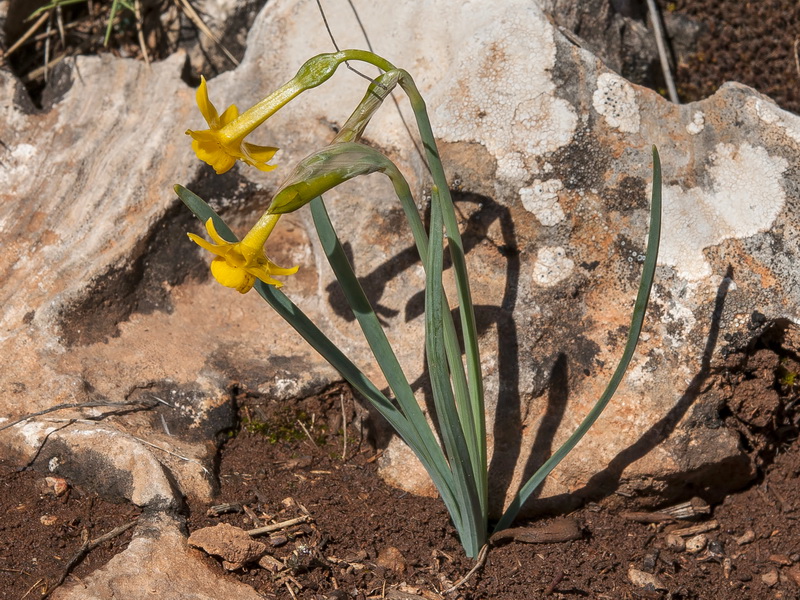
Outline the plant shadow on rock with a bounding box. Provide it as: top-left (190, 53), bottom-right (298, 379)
top-left (322, 192), bottom-right (524, 462)
top-left (523, 268), bottom-right (800, 518)
top-left (320, 190), bottom-right (794, 522)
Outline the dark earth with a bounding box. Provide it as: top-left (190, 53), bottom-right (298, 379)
top-left (1, 1), bottom-right (799, 599)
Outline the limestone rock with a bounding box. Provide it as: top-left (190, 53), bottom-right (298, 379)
top-left (0, 0), bottom-right (799, 568)
top-left (213, 0), bottom-right (800, 516)
top-left (51, 514), bottom-right (265, 600)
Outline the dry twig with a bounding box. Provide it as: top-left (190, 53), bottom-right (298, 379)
top-left (247, 515), bottom-right (313, 537)
top-left (297, 419), bottom-right (319, 448)
top-left (0, 400), bottom-right (157, 433)
top-left (42, 520), bottom-right (138, 598)
top-left (646, 0), bottom-right (680, 103)
top-left (794, 37), bottom-right (800, 80)
top-left (173, 0), bottom-right (239, 66)
top-left (340, 392), bottom-right (348, 460)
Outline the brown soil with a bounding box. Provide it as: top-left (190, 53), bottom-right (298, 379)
top-left (0, 461), bottom-right (141, 599)
top-left (178, 360), bottom-right (800, 600)
top-left (2, 2), bottom-right (800, 599)
top-left (659, 0), bottom-right (800, 114)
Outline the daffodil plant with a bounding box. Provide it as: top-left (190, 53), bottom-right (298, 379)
top-left (174, 50), bottom-right (662, 560)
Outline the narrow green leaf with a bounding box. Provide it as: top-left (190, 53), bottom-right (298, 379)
top-left (174, 185), bottom-right (409, 439)
top-left (309, 196), bottom-right (463, 528)
top-left (396, 73), bottom-right (488, 519)
top-left (425, 188), bottom-right (485, 557)
top-left (175, 184), bottom-right (469, 536)
top-left (493, 147), bottom-right (663, 533)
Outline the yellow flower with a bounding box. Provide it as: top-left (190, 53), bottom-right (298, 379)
top-left (186, 77), bottom-right (279, 175)
top-left (187, 218), bottom-right (298, 293)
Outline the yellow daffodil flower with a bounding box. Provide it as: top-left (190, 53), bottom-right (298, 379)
top-left (185, 52), bottom-right (397, 175)
top-left (187, 216), bottom-right (297, 293)
top-left (186, 77), bottom-right (280, 175)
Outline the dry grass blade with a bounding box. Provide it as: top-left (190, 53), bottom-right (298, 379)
top-left (134, 0), bottom-right (150, 66)
top-left (174, 0), bottom-right (239, 67)
top-left (795, 37), bottom-right (800, 80)
top-left (1, 11), bottom-right (49, 61)
top-left (247, 515), bottom-right (313, 537)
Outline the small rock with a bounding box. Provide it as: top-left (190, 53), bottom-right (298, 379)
top-left (376, 546), bottom-right (407, 573)
top-left (734, 529), bottom-right (756, 546)
top-left (642, 550), bottom-right (660, 573)
top-left (761, 569), bottom-right (780, 587)
top-left (39, 514), bottom-right (58, 526)
top-left (769, 553), bottom-right (793, 566)
top-left (43, 476), bottom-right (69, 497)
top-left (786, 564), bottom-right (800, 587)
top-left (698, 539), bottom-right (725, 563)
top-left (723, 558), bottom-right (733, 579)
top-left (628, 566), bottom-right (667, 591)
top-left (188, 523), bottom-right (267, 570)
top-left (258, 554), bottom-right (284, 572)
top-left (665, 533), bottom-right (686, 551)
top-left (685, 534), bottom-right (708, 554)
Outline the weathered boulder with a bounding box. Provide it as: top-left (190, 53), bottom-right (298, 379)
top-left (1, 5), bottom-right (799, 591)
top-left (51, 513), bottom-right (265, 600)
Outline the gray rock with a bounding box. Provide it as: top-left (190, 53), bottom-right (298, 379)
top-left (51, 513), bottom-right (265, 600)
top-left (1, 7), bottom-right (799, 598)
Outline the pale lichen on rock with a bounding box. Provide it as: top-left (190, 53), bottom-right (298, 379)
top-left (592, 72), bottom-right (640, 133)
top-left (660, 142), bottom-right (788, 280)
top-left (519, 179), bottom-right (565, 226)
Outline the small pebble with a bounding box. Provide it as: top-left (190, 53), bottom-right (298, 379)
top-left (376, 546), bottom-right (407, 573)
top-left (39, 514), bottom-right (58, 526)
top-left (628, 566), bottom-right (667, 591)
top-left (770, 554), bottom-right (793, 566)
top-left (665, 533), bottom-right (685, 551)
top-left (686, 534), bottom-right (708, 554)
top-left (761, 569), bottom-right (780, 587)
top-left (642, 551), bottom-right (659, 573)
top-left (697, 539), bottom-right (725, 562)
top-left (735, 530), bottom-right (756, 546)
top-left (44, 476), bottom-right (69, 497)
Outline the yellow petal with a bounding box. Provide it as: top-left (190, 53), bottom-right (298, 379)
top-left (242, 142), bottom-right (279, 171)
top-left (195, 76), bottom-right (220, 128)
top-left (265, 258), bottom-right (299, 276)
top-left (187, 232), bottom-right (226, 257)
top-left (247, 265), bottom-right (286, 288)
top-left (219, 104), bottom-right (240, 126)
top-left (210, 257), bottom-right (256, 294)
top-left (190, 137), bottom-right (237, 174)
top-left (243, 143), bottom-right (278, 162)
top-left (204, 218), bottom-right (231, 245)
